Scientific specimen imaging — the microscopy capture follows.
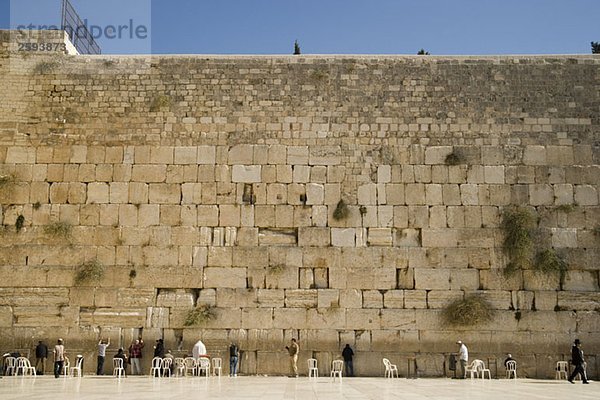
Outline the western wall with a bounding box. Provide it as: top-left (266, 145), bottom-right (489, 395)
top-left (0, 30), bottom-right (599, 377)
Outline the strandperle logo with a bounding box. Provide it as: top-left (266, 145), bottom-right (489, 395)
top-left (16, 19), bottom-right (149, 41)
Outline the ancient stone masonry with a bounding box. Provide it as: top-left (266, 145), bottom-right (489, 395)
top-left (0, 30), bottom-right (599, 377)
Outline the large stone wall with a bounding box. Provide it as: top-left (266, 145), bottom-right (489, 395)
top-left (0, 30), bottom-right (599, 378)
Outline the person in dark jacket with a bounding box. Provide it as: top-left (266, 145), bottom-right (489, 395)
top-left (342, 344), bottom-right (354, 377)
top-left (153, 339), bottom-right (165, 358)
top-left (568, 339), bottom-right (589, 384)
top-left (35, 341), bottom-right (48, 374)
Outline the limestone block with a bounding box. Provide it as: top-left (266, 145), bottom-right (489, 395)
top-left (534, 291), bottom-right (557, 311)
top-left (287, 146), bottom-right (309, 165)
top-left (118, 204), bottom-right (137, 226)
top-left (551, 184), bottom-right (573, 205)
top-left (357, 184), bottom-right (377, 206)
top-left (517, 311), bottom-right (576, 333)
top-left (424, 146), bottom-right (452, 165)
top-left (404, 290), bottom-right (427, 309)
top-left (0, 287), bottom-right (70, 306)
top-left (386, 184), bottom-right (404, 205)
top-left (459, 184), bottom-right (478, 205)
top-left (311, 206), bottom-right (328, 227)
top-left (425, 184), bottom-right (443, 205)
top-left (204, 267), bottom-right (246, 288)
top-left (306, 183), bottom-right (324, 205)
top-left (465, 290), bottom-right (512, 310)
top-left (219, 204), bottom-right (240, 227)
top-left (562, 271), bottom-right (599, 291)
top-left (572, 187), bottom-right (597, 209)
top-left (0, 306), bottom-right (12, 327)
top-left (80, 307), bottom-right (146, 328)
top-left (367, 228), bottom-right (392, 246)
top-left (484, 166), bottom-right (505, 184)
top-left (259, 228), bottom-right (297, 246)
top-left (272, 308), bottom-right (307, 328)
top-left (309, 146), bottom-right (341, 166)
top-left (156, 289), bottom-right (195, 308)
top-left (143, 246), bottom-right (179, 266)
top-left (362, 290), bottom-right (383, 308)
top-left (514, 290), bottom-right (534, 311)
top-left (339, 289), bottom-right (362, 308)
top-left (449, 270), bottom-right (479, 290)
top-left (128, 182), bottom-right (148, 204)
top-left (14, 306), bottom-right (75, 327)
top-left (405, 183), bottom-right (425, 205)
top-left (232, 165), bottom-right (262, 183)
top-left (116, 288), bottom-right (155, 307)
top-left (547, 146), bottom-right (574, 166)
top-left (327, 166), bottom-right (346, 183)
top-left (361, 206), bottom-right (378, 228)
top-left (557, 292), bottom-right (600, 311)
top-left (29, 181), bottom-right (49, 204)
top-left (207, 247), bottom-right (233, 267)
top-left (197, 205), bottom-right (219, 227)
top-left (331, 228), bottom-right (355, 247)
top-left (346, 309), bottom-right (380, 330)
top-left (298, 227), bottom-right (330, 247)
top-left (427, 206), bottom-right (445, 228)
top-left (292, 165), bottom-right (310, 183)
top-left (480, 269), bottom-right (522, 290)
top-left (421, 229), bottom-right (457, 247)
top-left (442, 184), bottom-right (461, 205)
top-left (317, 289), bottom-right (339, 308)
top-left (523, 146), bottom-right (546, 165)
top-left (258, 289), bottom-right (284, 307)
top-left (284, 289), bottom-right (317, 308)
top-left (425, 290), bottom-right (462, 309)
top-left (529, 184), bottom-right (553, 206)
top-left (267, 145), bottom-right (287, 165)
top-left (414, 269), bottom-right (450, 290)
top-left (148, 183), bottom-right (180, 204)
top-left (466, 165), bottom-right (484, 184)
top-left (242, 308), bottom-right (274, 329)
top-left (383, 290), bottom-right (404, 308)
top-left (228, 145), bottom-right (254, 164)
top-left (550, 228), bottom-right (577, 248)
top-left (198, 146), bottom-right (216, 164)
top-left (6, 146), bottom-right (36, 163)
top-left (132, 165), bottom-right (166, 182)
top-left (266, 183), bottom-right (287, 205)
top-left (85, 182), bottom-right (108, 204)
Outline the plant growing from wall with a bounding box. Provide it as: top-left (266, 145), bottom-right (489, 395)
top-left (445, 149), bottom-right (466, 165)
top-left (534, 249), bottom-right (567, 281)
top-left (44, 221), bottom-right (72, 239)
top-left (268, 263), bottom-right (285, 275)
top-left (32, 202), bottom-right (42, 210)
top-left (592, 41), bottom-right (600, 54)
top-left (501, 207), bottom-right (535, 276)
top-left (15, 215), bottom-right (25, 232)
top-left (293, 40), bottom-right (301, 55)
top-left (184, 304), bottom-right (216, 326)
top-left (442, 295), bottom-right (495, 327)
top-left (33, 60), bottom-right (59, 74)
top-left (555, 204), bottom-right (577, 213)
top-left (333, 199), bottom-right (350, 221)
top-left (74, 259), bottom-right (104, 285)
top-left (149, 95), bottom-right (172, 112)
top-left (0, 173), bottom-right (16, 189)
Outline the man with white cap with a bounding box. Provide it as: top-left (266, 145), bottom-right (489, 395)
top-left (456, 340), bottom-right (468, 379)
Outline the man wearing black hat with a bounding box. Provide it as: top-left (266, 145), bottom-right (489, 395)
top-left (568, 339), bottom-right (589, 384)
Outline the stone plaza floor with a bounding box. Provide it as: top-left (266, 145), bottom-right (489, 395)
top-left (0, 375), bottom-right (597, 400)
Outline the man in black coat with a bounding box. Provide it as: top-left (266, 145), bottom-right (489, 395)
top-left (342, 344), bottom-right (354, 377)
top-left (35, 341), bottom-right (48, 375)
top-left (568, 339), bottom-right (589, 384)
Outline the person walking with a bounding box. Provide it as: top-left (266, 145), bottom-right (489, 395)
top-left (285, 338), bottom-right (299, 377)
top-left (128, 338), bottom-right (144, 375)
top-left (457, 340), bottom-right (468, 379)
top-left (568, 339), bottom-right (589, 384)
top-left (342, 344), bottom-right (354, 377)
top-left (53, 339), bottom-right (65, 378)
top-left (229, 343), bottom-right (239, 377)
top-left (35, 340), bottom-right (48, 375)
top-left (96, 338), bottom-right (110, 375)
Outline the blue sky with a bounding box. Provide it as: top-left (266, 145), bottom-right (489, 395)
top-left (1, 0), bottom-right (599, 54)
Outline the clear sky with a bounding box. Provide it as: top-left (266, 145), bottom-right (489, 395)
top-left (1, 0), bottom-right (599, 55)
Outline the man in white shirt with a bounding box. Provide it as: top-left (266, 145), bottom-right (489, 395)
top-left (192, 339), bottom-right (207, 359)
top-left (53, 339), bottom-right (65, 378)
top-left (96, 338), bottom-right (110, 375)
top-left (457, 340), bottom-right (468, 379)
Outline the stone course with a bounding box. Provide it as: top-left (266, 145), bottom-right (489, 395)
top-left (0, 30), bottom-right (599, 378)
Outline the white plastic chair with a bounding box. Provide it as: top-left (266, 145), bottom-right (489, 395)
top-left (383, 358), bottom-right (398, 378)
top-left (63, 357), bottom-right (70, 376)
top-left (150, 357), bottom-right (162, 377)
top-left (506, 360), bottom-right (517, 379)
top-left (70, 356), bottom-right (84, 377)
top-left (556, 361), bottom-right (568, 380)
top-left (16, 357), bottom-right (36, 376)
top-left (197, 357), bottom-right (211, 377)
top-left (113, 358), bottom-right (125, 378)
top-left (5, 357), bottom-right (17, 376)
top-left (212, 358), bottom-right (222, 377)
top-left (331, 360), bottom-right (343, 381)
top-left (184, 357), bottom-right (196, 376)
top-left (174, 357), bottom-right (185, 377)
top-left (308, 358), bottom-right (318, 378)
top-left (162, 358), bottom-right (172, 377)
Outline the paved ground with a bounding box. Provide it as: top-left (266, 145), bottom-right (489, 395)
top-left (0, 375), bottom-right (597, 400)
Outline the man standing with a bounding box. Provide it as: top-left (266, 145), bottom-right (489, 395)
top-left (457, 340), bottom-right (468, 379)
top-left (192, 339), bottom-right (207, 359)
top-left (128, 337), bottom-right (144, 375)
top-left (342, 344), bottom-right (354, 377)
top-left (229, 343), bottom-right (239, 377)
top-left (53, 339), bottom-right (65, 378)
top-left (285, 338), bottom-right (299, 377)
top-left (568, 339), bottom-right (589, 384)
top-left (96, 338), bottom-right (110, 375)
top-left (35, 340), bottom-right (48, 375)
